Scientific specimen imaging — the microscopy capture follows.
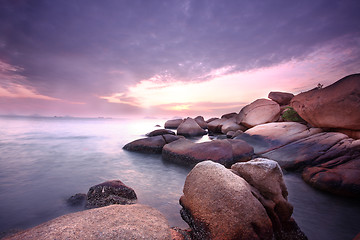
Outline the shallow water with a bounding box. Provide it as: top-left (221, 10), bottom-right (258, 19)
top-left (0, 116), bottom-right (359, 239)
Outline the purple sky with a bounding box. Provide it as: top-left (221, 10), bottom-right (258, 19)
top-left (0, 0), bottom-right (360, 118)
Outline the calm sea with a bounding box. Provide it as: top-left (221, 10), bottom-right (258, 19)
top-left (0, 116), bottom-right (359, 239)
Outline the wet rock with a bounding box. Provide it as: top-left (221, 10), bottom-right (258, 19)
top-left (67, 193), bottom-right (86, 206)
top-left (268, 91), bottom-right (294, 106)
top-left (302, 157), bottom-right (360, 198)
top-left (165, 118), bottom-right (184, 129)
top-left (180, 161), bottom-right (274, 240)
top-left (194, 116), bottom-right (208, 129)
top-left (237, 99), bottom-right (281, 128)
top-left (123, 134), bottom-right (183, 153)
top-left (162, 138), bottom-right (253, 167)
top-left (5, 204), bottom-right (171, 240)
top-left (291, 74), bottom-right (360, 130)
top-left (177, 118), bottom-right (207, 137)
top-left (86, 180), bottom-right (137, 208)
top-left (261, 132), bottom-right (348, 170)
top-left (235, 122), bottom-right (322, 154)
top-left (146, 129), bottom-right (175, 137)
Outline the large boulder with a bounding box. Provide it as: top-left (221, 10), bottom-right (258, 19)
top-left (180, 161), bottom-right (274, 240)
top-left (260, 132), bottom-right (348, 170)
top-left (221, 112), bottom-right (238, 119)
top-left (235, 122), bottom-right (322, 154)
top-left (237, 99), bottom-right (281, 128)
top-left (86, 180), bottom-right (137, 208)
top-left (232, 159), bottom-right (306, 239)
top-left (268, 91), bottom-right (294, 105)
top-left (291, 74), bottom-right (360, 130)
top-left (162, 138), bottom-right (253, 167)
top-left (123, 134), bottom-right (183, 153)
top-left (177, 118), bottom-right (207, 137)
top-left (5, 204), bottom-right (171, 240)
top-left (165, 118), bottom-right (183, 129)
top-left (146, 129), bottom-right (175, 137)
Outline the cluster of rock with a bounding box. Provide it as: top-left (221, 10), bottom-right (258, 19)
top-left (124, 74), bottom-right (360, 198)
top-left (180, 160), bottom-right (307, 240)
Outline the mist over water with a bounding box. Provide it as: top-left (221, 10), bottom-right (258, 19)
top-left (0, 116), bottom-right (359, 239)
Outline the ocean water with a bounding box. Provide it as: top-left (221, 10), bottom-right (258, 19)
top-left (0, 116), bottom-right (359, 239)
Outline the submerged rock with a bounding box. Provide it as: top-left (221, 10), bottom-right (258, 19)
top-left (238, 99), bottom-right (281, 128)
top-left (177, 118), bottom-right (207, 137)
top-left (86, 180), bottom-right (137, 208)
top-left (291, 74), bottom-right (360, 130)
top-left (67, 193), bottom-right (86, 206)
top-left (5, 204), bottom-right (171, 240)
top-left (162, 138), bottom-right (253, 167)
top-left (146, 129), bottom-right (175, 137)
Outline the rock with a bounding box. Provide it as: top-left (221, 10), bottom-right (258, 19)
top-left (354, 232), bottom-right (360, 240)
top-left (194, 116), bottom-right (208, 129)
top-left (170, 227), bottom-right (192, 240)
top-left (333, 129), bottom-right (360, 140)
top-left (5, 204), bottom-right (171, 240)
top-left (162, 138), bottom-right (253, 167)
top-left (165, 118), bottom-right (183, 129)
top-left (67, 193), bottom-right (86, 206)
top-left (235, 122), bottom-right (322, 154)
top-left (260, 132), bottom-right (348, 170)
top-left (302, 157), bottom-right (360, 198)
top-left (232, 159), bottom-right (306, 239)
top-left (237, 99), bottom-right (281, 128)
top-left (302, 138), bottom-right (360, 197)
top-left (207, 118), bottom-right (228, 133)
top-left (123, 134), bottom-right (183, 153)
top-left (221, 112), bottom-right (238, 119)
top-left (226, 130), bottom-right (235, 138)
top-left (205, 117), bottom-right (218, 123)
top-left (268, 92), bottom-right (295, 105)
top-left (146, 129), bottom-right (175, 137)
top-left (155, 124), bottom-right (161, 127)
top-left (177, 118), bottom-right (207, 137)
top-left (86, 180), bottom-right (137, 208)
top-left (291, 74), bottom-right (360, 130)
top-left (221, 118), bottom-right (246, 134)
top-left (180, 161), bottom-right (273, 240)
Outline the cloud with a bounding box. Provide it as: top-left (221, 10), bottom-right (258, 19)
top-left (0, 0), bottom-right (359, 117)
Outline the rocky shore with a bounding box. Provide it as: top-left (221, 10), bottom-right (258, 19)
top-left (5, 74), bottom-right (360, 239)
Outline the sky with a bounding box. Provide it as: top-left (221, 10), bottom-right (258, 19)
top-left (0, 0), bottom-right (360, 119)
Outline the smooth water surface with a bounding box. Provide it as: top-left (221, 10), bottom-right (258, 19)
top-left (0, 116), bottom-right (359, 239)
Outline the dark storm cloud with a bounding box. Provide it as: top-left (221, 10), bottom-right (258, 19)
top-left (0, 0), bottom-right (360, 101)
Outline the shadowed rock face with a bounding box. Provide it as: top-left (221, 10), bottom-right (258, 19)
top-left (146, 129), bottom-right (175, 137)
top-left (291, 74), bottom-right (360, 130)
top-left (86, 180), bottom-right (137, 208)
top-left (194, 116), bottom-right (208, 129)
top-left (162, 138), bottom-right (253, 167)
top-left (235, 122), bottom-right (322, 154)
top-left (268, 91), bottom-right (294, 105)
top-left (237, 99), bottom-right (281, 128)
top-left (4, 204), bottom-right (171, 240)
